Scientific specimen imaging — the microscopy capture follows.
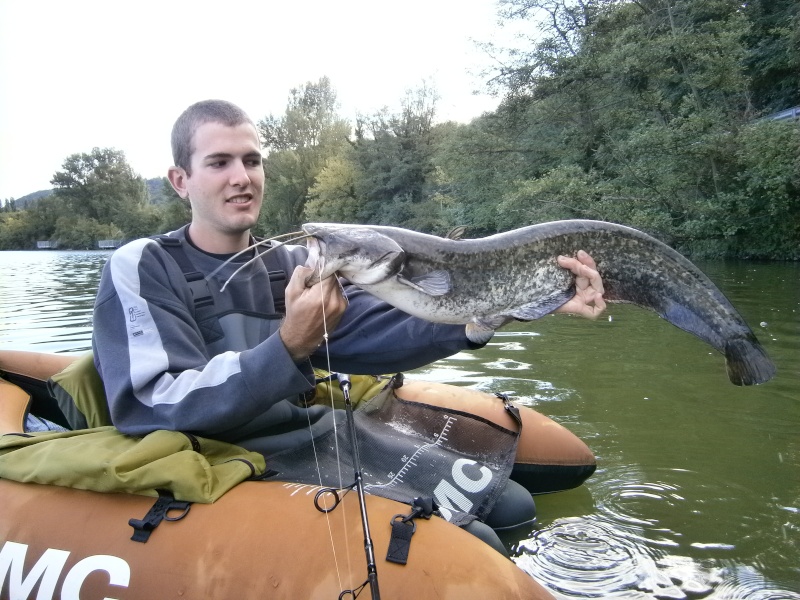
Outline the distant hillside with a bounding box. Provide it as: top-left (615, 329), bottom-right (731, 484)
top-left (14, 189), bottom-right (53, 209)
top-left (11, 178), bottom-right (168, 208)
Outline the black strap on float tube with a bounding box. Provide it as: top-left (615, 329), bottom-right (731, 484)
top-left (337, 373), bottom-right (381, 600)
top-left (128, 490), bottom-right (192, 543)
top-left (386, 497), bottom-right (436, 565)
top-left (155, 236), bottom-right (215, 310)
top-left (496, 391), bottom-right (523, 431)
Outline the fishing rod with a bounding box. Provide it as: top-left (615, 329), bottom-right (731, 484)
top-left (308, 254), bottom-right (380, 599)
top-left (338, 373), bottom-right (381, 600)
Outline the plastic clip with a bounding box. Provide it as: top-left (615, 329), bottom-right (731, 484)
top-left (386, 497), bottom-right (436, 565)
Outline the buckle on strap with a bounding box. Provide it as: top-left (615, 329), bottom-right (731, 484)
top-left (495, 392), bottom-right (522, 430)
top-left (184, 271), bottom-right (214, 309)
top-left (129, 490), bottom-right (192, 543)
top-left (386, 497), bottom-right (436, 565)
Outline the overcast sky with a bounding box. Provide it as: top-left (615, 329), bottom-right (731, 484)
top-left (0, 0), bottom-right (527, 200)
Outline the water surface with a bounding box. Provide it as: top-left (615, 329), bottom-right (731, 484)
top-left (1, 251), bottom-right (798, 598)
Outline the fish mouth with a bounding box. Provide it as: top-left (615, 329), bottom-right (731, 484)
top-left (304, 236), bottom-right (326, 286)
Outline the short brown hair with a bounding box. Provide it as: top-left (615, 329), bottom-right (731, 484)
top-left (171, 100), bottom-right (257, 174)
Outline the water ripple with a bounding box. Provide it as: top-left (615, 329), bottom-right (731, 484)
top-left (707, 564), bottom-right (800, 599)
top-left (0, 250), bottom-right (106, 353)
top-left (513, 516), bottom-right (797, 599)
top-left (515, 463), bottom-right (800, 599)
top-left (515, 516), bottom-right (682, 598)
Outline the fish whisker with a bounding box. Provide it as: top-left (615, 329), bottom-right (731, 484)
top-left (213, 231), bottom-right (310, 292)
top-left (206, 230), bottom-right (300, 283)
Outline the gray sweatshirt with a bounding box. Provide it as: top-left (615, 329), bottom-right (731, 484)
top-left (92, 226), bottom-right (479, 443)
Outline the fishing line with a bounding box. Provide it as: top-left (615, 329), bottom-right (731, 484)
top-left (313, 267), bottom-right (381, 599)
top-left (309, 258), bottom-right (357, 596)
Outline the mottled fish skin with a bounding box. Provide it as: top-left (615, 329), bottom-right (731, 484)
top-left (302, 220), bottom-right (776, 386)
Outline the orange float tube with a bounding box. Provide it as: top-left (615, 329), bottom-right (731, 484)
top-left (0, 350), bottom-right (598, 599)
top-left (0, 478), bottom-right (554, 599)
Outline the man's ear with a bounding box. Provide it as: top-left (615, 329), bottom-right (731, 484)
top-left (167, 166), bottom-right (190, 199)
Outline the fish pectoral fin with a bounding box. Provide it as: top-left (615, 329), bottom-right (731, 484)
top-left (510, 290), bottom-right (574, 321)
top-left (467, 291), bottom-right (574, 345)
top-left (398, 271), bottom-right (451, 296)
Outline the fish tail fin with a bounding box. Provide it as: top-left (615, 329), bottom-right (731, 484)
top-left (724, 337), bottom-right (776, 385)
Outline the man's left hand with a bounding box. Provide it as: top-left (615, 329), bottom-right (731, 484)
top-left (555, 250), bottom-right (606, 319)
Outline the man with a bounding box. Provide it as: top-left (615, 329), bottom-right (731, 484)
top-left (92, 99), bottom-right (605, 551)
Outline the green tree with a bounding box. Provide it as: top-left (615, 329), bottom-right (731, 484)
top-left (0, 195), bottom-right (61, 249)
top-left (352, 83), bottom-right (443, 229)
top-left (52, 216), bottom-right (123, 250)
top-left (741, 0), bottom-right (800, 114)
top-left (257, 77), bottom-right (352, 235)
top-left (50, 147), bottom-right (149, 237)
top-left (156, 177), bottom-right (192, 233)
top-left (461, 0), bottom-right (799, 257)
top-left (695, 120), bottom-right (800, 258)
top-left (0, 211), bottom-right (35, 249)
top-left (305, 150), bottom-right (365, 222)
top-left (431, 113), bottom-right (555, 235)
top-left (496, 165), bottom-right (610, 230)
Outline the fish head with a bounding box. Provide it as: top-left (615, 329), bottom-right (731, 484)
top-left (302, 223), bottom-right (406, 287)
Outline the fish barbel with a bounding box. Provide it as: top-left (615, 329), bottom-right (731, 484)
top-left (302, 220), bottom-right (776, 386)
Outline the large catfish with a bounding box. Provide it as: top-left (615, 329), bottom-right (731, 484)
top-left (302, 220), bottom-right (776, 386)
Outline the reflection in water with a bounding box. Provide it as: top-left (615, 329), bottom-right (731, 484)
top-left (1, 251), bottom-right (799, 598)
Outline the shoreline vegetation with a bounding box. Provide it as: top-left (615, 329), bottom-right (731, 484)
top-left (1, 0), bottom-right (798, 259)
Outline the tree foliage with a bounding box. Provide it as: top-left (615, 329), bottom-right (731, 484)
top-left (306, 149), bottom-right (365, 222)
top-left (342, 83), bottom-right (460, 233)
top-left (0, 150), bottom-right (178, 249)
top-left (441, 0), bottom-right (799, 257)
top-left (51, 148), bottom-right (148, 225)
top-left (257, 77), bottom-right (352, 235)
top-left (1, 3), bottom-right (797, 257)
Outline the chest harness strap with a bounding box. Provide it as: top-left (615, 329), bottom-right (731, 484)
top-left (153, 236), bottom-right (287, 316)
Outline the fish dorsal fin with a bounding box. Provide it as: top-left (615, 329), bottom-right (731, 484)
top-left (445, 226), bottom-right (467, 240)
top-left (397, 270), bottom-right (451, 296)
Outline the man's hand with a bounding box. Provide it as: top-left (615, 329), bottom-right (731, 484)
top-left (279, 265), bottom-right (348, 361)
top-left (555, 250), bottom-right (606, 319)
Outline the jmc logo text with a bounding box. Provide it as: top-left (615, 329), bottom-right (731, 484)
top-left (1, 541), bottom-right (130, 600)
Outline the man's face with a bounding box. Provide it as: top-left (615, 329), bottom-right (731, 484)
top-left (175, 121), bottom-right (264, 240)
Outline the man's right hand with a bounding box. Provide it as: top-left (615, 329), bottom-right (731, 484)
top-left (279, 266), bottom-right (348, 361)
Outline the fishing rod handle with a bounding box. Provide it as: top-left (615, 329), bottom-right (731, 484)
top-left (368, 572), bottom-right (380, 600)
